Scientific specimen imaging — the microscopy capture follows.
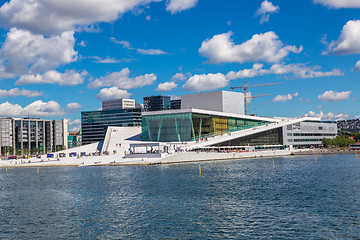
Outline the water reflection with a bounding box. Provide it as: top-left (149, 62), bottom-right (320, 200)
top-left (0, 154), bottom-right (360, 239)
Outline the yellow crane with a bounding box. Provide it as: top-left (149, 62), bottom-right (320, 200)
top-left (230, 81), bottom-right (284, 115)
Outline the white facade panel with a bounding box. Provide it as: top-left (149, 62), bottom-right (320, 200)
top-left (181, 91), bottom-right (244, 115)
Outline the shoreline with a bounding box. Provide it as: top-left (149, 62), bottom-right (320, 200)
top-left (0, 148), bottom-right (357, 168)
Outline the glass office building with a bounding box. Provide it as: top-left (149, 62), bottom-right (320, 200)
top-left (142, 111), bottom-right (270, 142)
top-left (81, 108), bottom-right (141, 145)
top-left (143, 95), bottom-right (171, 112)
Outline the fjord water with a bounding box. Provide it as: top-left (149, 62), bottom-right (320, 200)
top-left (1, 154), bottom-right (359, 239)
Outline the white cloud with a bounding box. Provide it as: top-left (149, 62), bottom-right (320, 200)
top-left (66, 118), bottom-right (81, 131)
top-left (16, 70), bottom-right (86, 86)
top-left (110, 38), bottom-right (133, 49)
top-left (316, 105), bottom-right (323, 109)
top-left (0, 28), bottom-right (77, 79)
top-left (318, 90), bottom-right (352, 102)
top-left (182, 73), bottom-right (228, 91)
top-left (326, 20), bottom-right (360, 55)
top-left (256, 0), bottom-right (279, 24)
top-left (166, 0), bottom-right (198, 14)
top-left (137, 49), bottom-right (168, 55)
top-left (156, 82), bottom-right (177, 91)
top-left (96, 87), bottom-right (131, 100)
top-left (305, 110), bottom-right (349, 121)
top-left (78, 40), bottom-right (86, 47)
top-left (269, 63), bottom-right (344, 78)
top-left (272, 92), bottom-right (298, 102)
top-left (314, 0), bottom-right (360, 8)
top-left (0, 88), bottom-right (43, 98)
top-left (0, 0), bottom-right (158, 35)
top-left (88, 68), bottom-right (156, 89)
top-left (355, 60), bottom-right (360, 71)
top-left (226, 63), bottom-right (269, 80)
top-left (0, 100), bottom-right (64, 117)
top-left (66, 102), bottom-right (82, 110)
top-left (111, 37), bottom-right (167, 55)
top-left (171, 72), bottom-right (190, 81)
top-left (199, 31), bottom-right (302, 64)
top-left (182, 62), bottom-right (343, 92)
top-left (223, 63), bottom-right (342, 81)
top-left (92, 56), bottom-right (122, 63)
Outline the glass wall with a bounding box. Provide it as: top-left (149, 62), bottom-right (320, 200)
top-left (213, 128), bottom-right (283, 147)
top-left (142, 112), bottom-right (269, 142)
top-left (81, 108), bottom-right (142, 145)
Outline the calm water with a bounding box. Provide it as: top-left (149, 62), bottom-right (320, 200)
top-left (1, 154), bottom-right (360, 239)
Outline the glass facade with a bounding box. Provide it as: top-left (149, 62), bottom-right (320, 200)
top-left (143, 96), bottom-right (171, 112)
top-left (81, 108), bottom-right (142, 145)
top-left (213, 128), bottom-right (283, 147)
top-left (142, 112), bottom-right (269, 142)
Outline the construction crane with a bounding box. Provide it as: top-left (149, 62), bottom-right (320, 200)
top-left (230, 81), bottom-right (284, 115)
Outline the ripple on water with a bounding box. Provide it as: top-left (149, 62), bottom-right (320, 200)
top-left (0, 154), bottom-right (360, 239)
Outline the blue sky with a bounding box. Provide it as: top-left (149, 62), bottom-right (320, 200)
top-left (0, 0), bottom-right (360, 131)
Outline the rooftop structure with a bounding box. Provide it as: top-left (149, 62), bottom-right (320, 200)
top-left (181, 90), bottom-right (244, 115)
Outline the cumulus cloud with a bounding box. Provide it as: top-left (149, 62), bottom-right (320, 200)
top-left (0, 88), bottom-right (43, 98)
top-left (182, 62), bottom-right (343, 92)
top-left (0, 0), bottom-right (158, 35)
top-left (272, 92), bottom-right (298, 102)
top-left (0, 28), bottom-right (77, 79)
top-left (171, 72), bottom-right (190, 81)
top-left (66, 102), bottom-right (82, 110)
top-left (199, 31), bottom-right (302, 64)
top-left (326, 20), bottom-right (360, 55)
top-left (226, 63), bottom-right (269, 80)
top-left (0, 100), bottom-right (64, 117)
top-left (16, 70), bottom-right (86, 86)
top-left (314, 0), bottom-right (360, 8)
top-left (318, 90), bottom-right (352, 102)
top-left (96, 87), bottom-right (131, 100)
top-left (255, 0), bottom-right (279, 24)
top-left (88, 68), bottom-right (156, 89)
top-left (269, 63), bottom-right (343, 78)
top-left (166, 0), bottom-right (198, 14)
top-left (182, 73), bottom-right (228, 91)
top-left (305, 111), bottom-right (349, 121)
top-left (156, 82), bottom-right (177, 91)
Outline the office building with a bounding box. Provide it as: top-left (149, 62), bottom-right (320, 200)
top-left (102, 98), bottom-right (136, 110)
top-left (143, 95), bottom-right (171, 112)
top-left (0, 118), bottom-right (68, 156)
top-left (81, 108), bottom-right (141, 145)
top-left (170, 99), bottom-right (181, 110)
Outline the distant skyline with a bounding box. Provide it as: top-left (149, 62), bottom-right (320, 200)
top-left (0, 0), bottom-right (360, 131)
